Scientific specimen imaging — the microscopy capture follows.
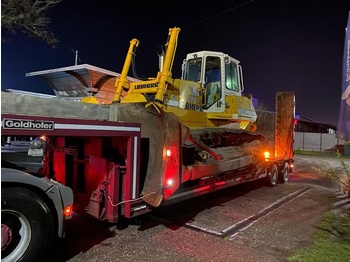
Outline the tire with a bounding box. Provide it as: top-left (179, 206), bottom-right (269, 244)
top-left (278, 162), bottom-right (290, 183)
top-left (266, 164), bottom-right (278, 187)
top-left (1, 187), bottom-right (54, 262)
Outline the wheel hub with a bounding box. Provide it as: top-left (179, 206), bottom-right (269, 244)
top-left (1, 224), bottom-right (13, 250)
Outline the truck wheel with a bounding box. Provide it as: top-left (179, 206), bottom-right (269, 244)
top-left (1, 187), bottom-right (54, 262)
top-left (266, 164), bottom-right (278, 187)
top-left (278, 162), bottom-right (290, 183)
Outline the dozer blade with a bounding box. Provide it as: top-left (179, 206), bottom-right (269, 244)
top-left (109, 102), bottom-right (189, 207)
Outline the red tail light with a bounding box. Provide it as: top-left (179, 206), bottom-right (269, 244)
top-left (64, 205), bottom-right (73, 219)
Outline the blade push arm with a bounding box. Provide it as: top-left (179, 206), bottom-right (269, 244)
top-left (154, 27), bottom-right (181, 103)
top-left (118, 27), bottom-right (181, 105)
top-left (113, 38), bottom-right (140, 102)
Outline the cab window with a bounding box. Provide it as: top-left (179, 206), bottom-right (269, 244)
top-left (183, 57), bottom-right (202, 81)
top-left (225, 62), bottom-right (240, 92)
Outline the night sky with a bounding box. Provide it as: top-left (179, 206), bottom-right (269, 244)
top-left (2, 0), bottom-right (350, 126)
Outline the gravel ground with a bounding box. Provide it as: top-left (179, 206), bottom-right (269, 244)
top-left (3, 152), bottom-right (349, 261)
top-left (46, 154), bottom-right (350, 262)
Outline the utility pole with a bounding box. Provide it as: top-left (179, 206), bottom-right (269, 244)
top-left (75, 50), bottom-right (78, 65)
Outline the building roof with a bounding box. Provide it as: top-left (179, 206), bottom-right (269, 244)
top-left (25, 64), bottom-right (139, 101)
top-left (295, 114), bottom-right (337, 132)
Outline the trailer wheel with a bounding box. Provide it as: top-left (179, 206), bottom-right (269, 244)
top-left (278, 162), bottom-right (290, 183)
top-left (1, 187), bottom-right (54, 262)
top-left (267, 164), bottom-right (278, 187)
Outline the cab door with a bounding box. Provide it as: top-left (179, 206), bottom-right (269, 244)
top-left (202, 55), bottom-right (225, 113)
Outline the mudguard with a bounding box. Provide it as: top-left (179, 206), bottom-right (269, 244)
top-left (1, 168), bottom-right (74, 237)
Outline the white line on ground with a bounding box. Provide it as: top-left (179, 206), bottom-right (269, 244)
top-left (227, 188), bottom-right (312, 240)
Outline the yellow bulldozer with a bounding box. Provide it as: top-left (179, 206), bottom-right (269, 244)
top-left (82, 27), bottom-right (258, 133)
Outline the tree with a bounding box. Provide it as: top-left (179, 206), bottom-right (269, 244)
top-left (1, 0), bottom-right (62, 47)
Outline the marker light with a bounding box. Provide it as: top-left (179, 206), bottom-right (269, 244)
top-left (264, 151), bottom-right (270, 159)
top-left (166, 179), bottom-right (174, 187)
top-left (215, 181), bottom-right (226, 186)
top-left (64, 205), bottom-right (73, 219)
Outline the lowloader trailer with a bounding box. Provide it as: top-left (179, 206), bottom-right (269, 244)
top-left (1, 89), bottom-right (294, 221)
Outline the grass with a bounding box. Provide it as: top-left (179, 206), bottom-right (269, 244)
top-left (288, 212), bottom-right (350, 262)
top-left (288, 150), bottom-right (350, 261)
top-left (294, 149), bottom-right (339, 157)
top-left (294, 148), bottom-right (350, 159)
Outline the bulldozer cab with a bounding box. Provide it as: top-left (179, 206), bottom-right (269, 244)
top-left (182, 51), bottom-right (244, 113)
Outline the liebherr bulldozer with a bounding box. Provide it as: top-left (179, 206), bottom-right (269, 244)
top-left (82, 27), bottom-right (266, 155)
top-left (78, 27), bottom-right (294, 206)
top-left (82, 27), bottom-right (258, 131)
